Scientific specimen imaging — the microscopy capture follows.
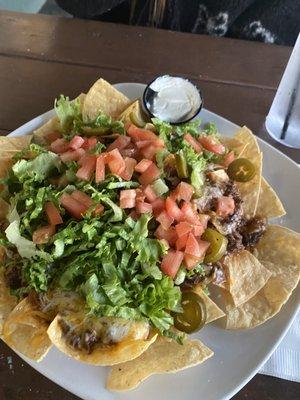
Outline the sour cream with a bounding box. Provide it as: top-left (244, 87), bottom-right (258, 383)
top-left (143, 75), bottom-right (202, 123)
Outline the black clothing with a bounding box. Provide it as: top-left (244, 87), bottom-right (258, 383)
top-left (56, 0), bottom-right (300, 46)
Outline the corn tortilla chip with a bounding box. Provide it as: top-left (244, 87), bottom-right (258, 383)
top-left (0, 136), bottom-right (32, 154)
top-left (82, 78), bottom-right (130, 122)
top-left (225, 225), bottom-right (300, 329)
top-left (118, 99), bottom-right (139, 124)
top-left (3, 297), bottom-right (52, 361)
top-left (256, 177), bottom-right (286, 219)
top-left (0, 268), bottom-right (17, 337)
top-left (193, 285), bottom-right (225, 323)
top-left (234, 126), bottom-right (262, 218)
top-left (223, 250), bottom-right (271, 307)
top-left (47, 314), bottom-right (157, 366)
top-left (220, 136), bottom-right (248, 158)
top-left (107, 336), bottom-right (213, 391)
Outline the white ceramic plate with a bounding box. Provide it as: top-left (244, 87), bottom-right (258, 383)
top-left (8, 83), bottom-right (300, 400)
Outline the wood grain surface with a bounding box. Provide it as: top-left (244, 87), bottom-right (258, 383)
top-left (0, 10), bottom-right (299, 400)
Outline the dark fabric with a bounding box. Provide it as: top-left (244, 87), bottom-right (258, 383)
top-left (56, 0), bottom-right (300, 46)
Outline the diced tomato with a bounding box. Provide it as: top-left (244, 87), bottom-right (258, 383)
top-left (119, 157), bottom-right (137, 181)
top-left (192, 224), bottom-right (204, 237)
top-left (199, 136), bottom-right (225, 155)
top-left (151, 197), bottom-right (165, 217)
top-left (127, 124), bottom-right (158, 142)
top-left (198, 214), bottom-right (210, 230)
top-left (46, 131), bottom-right (61, 144)
top-left (128, 210), bottom-right (140, 220)
top-left (76, 155), bottom-right (96, 181)
top-left (143, 185), bottom-right (157, 203)
top-left (175, 221), bottom-right (193, 237)
top-left (216, 196), bottom-right (235, 218)
top-left (70, 190), bottom-right (93, 208)
top-left (135, 159), bottom-right (152, 173)
top-left (82, 137), bottom-right (97, 151)
top-left (184, 254), bottom-right (200, 270)
top-left (32, 225), bottom-right (56, 244)
top-left (184, 134), bottom-right (202, 154)
top-left (50, 138), bottom-right (69, 153)
top-left (173, 182), bottom-right (194, 202)
top-left (135, 188), bottom-right (146, 203)
top-left (222, 151), bottom-right (235, 168)
top-left (60, 148), bottom-right (85, 163)
top-left (156, 210), bottom-right (174, 230)
top-left (93, 204), bottom-right (104, 216)
top-left (107, 135), bottom-right (131, 152)
top-left (120, 144), bottom-right (138, 159)
top-left (106, 149), bottom-right (126, 176)
top-left (175, 233), bottom-right (189, 251)
top-left (95, 154), bottom-right (106, 183)
top-left (136, 201), bottom-right (153, 214)
top-left (139, 163), bottom-right (160, 186)
top-left (135, 140), bottom-right (153, 149)
top-left (140, 145), bottom-right (159, 160)
top-left (180, 202), bottom-right (197, 224)
top-left (44, 201), bottom-right (63, 225)
top-left (69, 135), bottom-right (85, 150)
top-left (185, 234), bottom-right (210, 260)
top-left (60, 193), bottom-right (87, 219)
top-left (160, 250), bottom-right (184, 278)
top-left (165, 196), bottom-right (183, 222)
top-left (155, 225), bottom-right (177, 246)
top-left (120, 189), bottom-right (136, 209)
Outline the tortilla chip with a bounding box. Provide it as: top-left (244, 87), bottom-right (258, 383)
top-left (256, 177), bottom-right (286, 219)
top-left (47, 314), bottom-right (157, 366)
top-left (193, 285), bottom-right (225, 323)
top-left (234, 126), bottom-right (262, 218)
top-left (82, 78), bottom-right (130, 122)
top-left (0, 136), bottom-right (32, 154)
top-left (2, 297), bottom-right (52, 361)
top-left (118, 99), bottom-right (139, 123)
top-left (0, 268), bottom-right (17, 337)
top-left (220, 137), bottom-right (248, 158)
top-left (107, 336), bottom-right (213, 391)
top-left (225, 225), bottom-right (300, 329)
top-left (223, 250), bottom-right (271, 307)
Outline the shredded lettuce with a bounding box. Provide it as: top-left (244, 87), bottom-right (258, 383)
top-left (55, 95), bottom-right (82, 132)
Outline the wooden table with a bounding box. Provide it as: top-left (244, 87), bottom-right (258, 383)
top-left (0, 10), bottom-right (299, 400)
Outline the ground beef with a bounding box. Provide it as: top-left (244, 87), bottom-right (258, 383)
top-left (59, 319), bottom-right (98, 354)
top-left (240, 217), bottom-right (267, 249)
top-left (4, 265), bottom-right (23, 290)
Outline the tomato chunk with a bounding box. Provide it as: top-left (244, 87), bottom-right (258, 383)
top-left (107, 135), bottom-right (131, 152)
top-left (71, 190), bottom-right (93, 208)
top-left (95, 154), bottom-right (106, 183)
top-left (76, 155), bottom-right (96, 181)
top-left (184, 254), bottom-right (200, 270)
top-left (173, 182), bottom-right (194, 202)
top-left (139, 163), bottom-right (160, 186)
top-left (216, 196), bottom-right (235, 218)
top-left (155, 225), bottom-right (177, 246)
top-left (223, 151), bottom-right (235, 168)
top-left (119, 157), bottom-right (137, 181)
top-left (160, 250), bottom-right (184, 278)
top-left (151, 197), bottom-right (165, 217)
top-left (143, 185), bottom-right (157, 203)
top-left (50, 138), bottom-right (69, 154)
top-left (136, 201), bottom-right (153, 214)
top-left (199, 136), bottom-right (225, 155)
top-left (192, 224), bottom-right (204, 237)
top-left (176, 233), bottom-right (189, 251)
top-left (82, 137), bottom-right (97, 150)
top-left (184, 134), bottom-right (202, 154)
top-left (32, 225), bottom-right (56, 244)
top-left (175, 221), bottom-right (193, 237)
top-left (60, 148), bottom-right (85, 163)
top-left (69, 135), bottom-right (85, 150)
top-left (44, 201), bottom-right (63, 225)
top-left (120, 189), bottom-right (136, 209)
top-left (181, 202), bottom-right (198, 224)
top-left (127, 124), bottom-right (158, 141)
top-left (106, 149), bottom-right (126, 176)
top-left (198, 214), bottom-right (210, 230)
top-left (135, 159), bottom-right (152, 173)
top-left (165, 196), bottom-right (183, 222)
top-left (156, 210), bottom-right (174, 230)
top-left (140, 145), bottom-right (159, 160)
top-left (185, 233), bottom-right (210, 260)
top-left (60, 193), bottom-right (87, 219)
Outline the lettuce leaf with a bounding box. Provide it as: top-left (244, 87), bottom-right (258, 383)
top-left (55, 95), bottom-right (81, 131)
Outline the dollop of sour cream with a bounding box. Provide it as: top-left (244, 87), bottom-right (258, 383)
top-left (145, 75), bottom-right (202, 123)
